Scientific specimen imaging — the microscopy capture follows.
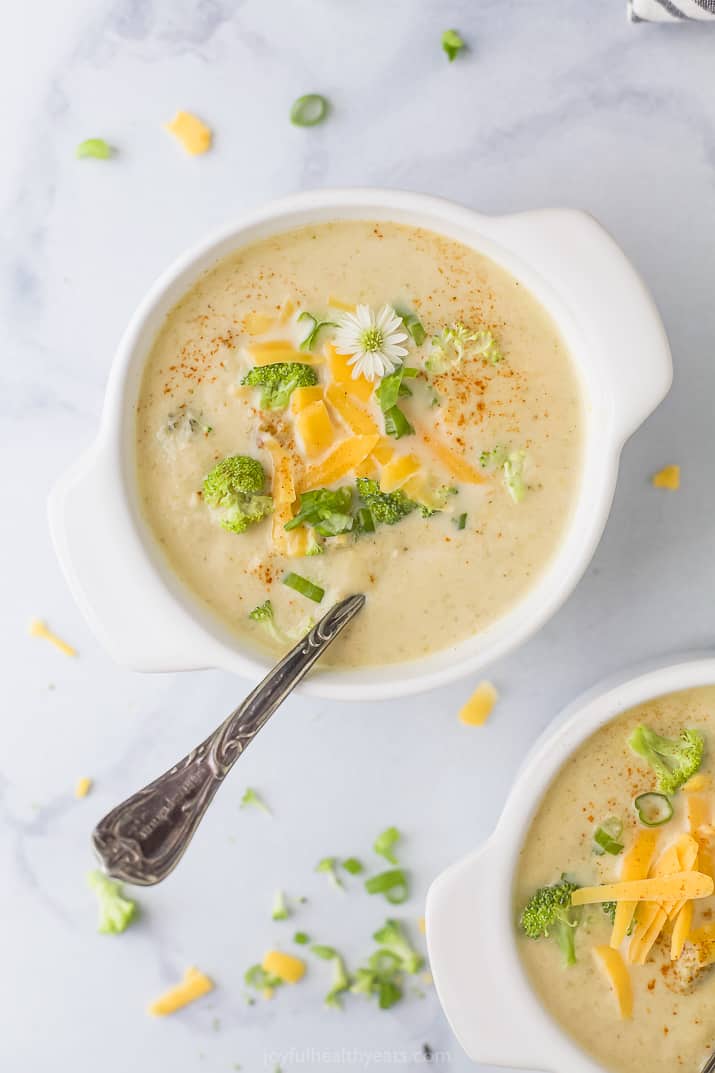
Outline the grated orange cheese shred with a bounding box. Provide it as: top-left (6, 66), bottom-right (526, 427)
top-left (458, 681), bottom-right (498, 727)
top-left (301, 435), bottom-right (379, 491)
top-left (262, 950), bottom-right (305, 984)
top-left (651, 464), bottom-right (680, 490)
top-left (74, 777), bottom-right (92, 799)
top-left (325, 384), bottom-right (379, 437)
top-left (593, 946), bottom-right (632, 1019)
top-left (610, 829), bottom-right (658, 948)
top-left (30, 619), bottom-right (77, 657)
top-left (165, 112), bottom-right (212, 155)
top-left (571, 871), bottom-right (713, 906)
top-left (419, 429), bottom-right (486, 485)
top-left (148, 967), bottom-right (213, 1015)
top-left (671, 900), bottom-right (693, 960)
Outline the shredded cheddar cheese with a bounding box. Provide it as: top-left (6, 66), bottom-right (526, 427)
top-left (148, 967), bottom-right (213, 1015)
top-left (651, 464), bottom-right (680, 490)
top-left (74, 777), bottom-right (92, 799)
top-left (458, 681), bottom-right (498, 727)
top-left (30, 619), bottom-right (77, 657)
top-left (593, 946), bottom-right (632, 1019)
top-left (572, 871), bottom-right (713, 906)
top-left (165, 112), bottom-right (212, 155)
top-left (261, 950), bottom-right (306, 984)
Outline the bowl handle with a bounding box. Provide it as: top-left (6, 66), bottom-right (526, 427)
top-left (495, 209), bottom-right (673, 447)
top-left (426, 841), bottom-right (553, 1070)
top-left (48, 446), bottom-right (225, 672)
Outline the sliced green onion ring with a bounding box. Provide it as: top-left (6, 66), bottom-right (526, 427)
top-left (290, 94), bottom-right (329, 127)
top-left (634, 792), bottom-right (673, 827)
top-left (593, 826), bottom-right (624, 856)
top-left (364, 869), bottom-right (409, 904)
top-left (76, 137), bottom-right (113, 159)
top-left (283, 572), bottom-right (325, 603)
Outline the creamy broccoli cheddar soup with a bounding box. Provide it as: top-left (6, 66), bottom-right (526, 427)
top-left (516, 687), bottom-right (715, 1073)
top-left (135, 220), bottom-right (582, 667)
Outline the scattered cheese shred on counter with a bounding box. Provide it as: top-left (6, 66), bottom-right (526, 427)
top-left (74, 777), bottom-right (93, 799)
top-left (592, 946), bottom-right (632, 1019)
top-left (165, 111), bottom-right (212, 155)
top-left (459, 681), bottom-right (498, 726)
top-left (148, 967), bottom-right (214, 1016)
top-left (651, 464), bottom-right (680, 490)
top-left (261, 950), bottom-right (306, 984)
top-left (29, 619), bottom-right (77, 657)
top-left (417, 916), bottom-right (426, 935)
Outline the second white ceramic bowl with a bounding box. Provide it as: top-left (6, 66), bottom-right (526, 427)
top-left (49, 188), bottom-right (672, 700)
top-left (426, 654), bottom-right (715, 1073)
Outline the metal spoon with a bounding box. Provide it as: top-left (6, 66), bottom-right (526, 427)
top-left (92, 594), bottom-right (365, 886)
top-left (702, 1054), bottom-right (715, 1073)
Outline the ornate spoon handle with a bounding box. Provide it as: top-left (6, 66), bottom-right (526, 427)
top-left (92, 594), bottom-right (365, 886)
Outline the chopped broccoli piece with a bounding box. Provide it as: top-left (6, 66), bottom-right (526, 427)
top-left (293, 931), bottom-right (310, 945)
top-left (356, 478), bottom-right (417, 527)
top-left (325, 953), bottom-right (351, 1008)
top-left (427, 322), bottom-right (502, 373)
top-left (372, 919), bottom-right (423, 974)
top-left (240, 787), bottom-right (271, 815)
top-left (157, 407), bottom-right (212, 448)
top-left (241, 361), bottom-right (318, 410)
top-left (203, 455), bottom-right (273, 533)
top-left (479, 445), bottom-right (528, 503)
top-left (376, 364), bottom-right (417, 439)
top-left (519, 876), bottom-right (581, 966)
top-left (316, 857), bottom-right (344, 890)
top-left (285, 486), bottom-right (354, 537)
top-left (374, 826), bottom-right (401, 865)
top-left (272, 890), bottom-right (289, 921)
top-left (442, 28), bottom-right (466, 62)
top-left (248, 601), bottom-right (315, 645)
top-left (628, 725), bottom-right (705, 796)
top-left (87, 870), bottom-right (137, 934)
top-left (342, 857), bottom-right (364, 875)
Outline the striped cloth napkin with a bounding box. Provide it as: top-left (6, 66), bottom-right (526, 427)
top-left (630, 0), bottom-right (715, 18)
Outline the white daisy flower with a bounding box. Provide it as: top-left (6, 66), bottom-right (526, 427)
top-left (333, 304), bottom-right (409, 381)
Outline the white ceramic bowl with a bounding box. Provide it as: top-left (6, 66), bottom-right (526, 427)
top-left (48, 188), bottom-right (672, 701)
top-left (426, 654), bottom-right (715, 1073)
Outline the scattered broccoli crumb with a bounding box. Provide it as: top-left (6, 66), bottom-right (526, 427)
top-left (316, 857), bottom-right (344, 890)
top-left (293, 931), bottom-right (310, 945)
top-left (441, 29), bottom-right (466, 62)
top-left (240, 787), bottom-right (271, 815)
top-left (87, 870), bottom-right (137, 934)
top-left (342, 857), bottom-right (364, 875)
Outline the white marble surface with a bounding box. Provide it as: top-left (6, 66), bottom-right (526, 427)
top-left (3, 2), bottom-right (715, 1071)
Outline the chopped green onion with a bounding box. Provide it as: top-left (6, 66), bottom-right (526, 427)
top-left (634, 792), bottom-right (673, 827)
top-left (310, 944), bottom-right (337, 960)
top-left (76, 137), bottom-right (113, 160)
top-left (593, 826), bottom-right (624, 856)
top-left (293, 931), bottom-right (310, 945)
top-left (290, 94), bottom-right (329, 127)
top-left (374, 826), bottom-right (401, 864)
top-left (365, 869), bottom-right (409, 904)
top-left (454, 512), bottom-right (467, 530)
top-left (441, 29), bottom-right (466, 62)
top-left (342, 857), bottom-right (364, 875)
top-left (376, 365), bottom-right (416, 413)
top-left (298, 311), bottom-right (337, 351)
top-left (383, 406), bottom-right (414, 440)
top-left (284, 487), bottom-right (353, 537)
top-left (240, 787), bottom-right (271, 815)
top-left (395, 309), bottom-right (426, 346)
top-left (316, 857), bottom-right (344, 890)
top-left (283, 572), bottom-right (325, 603)
top-left (272, 890), bottom-right (289, 920)
top-left (244, 964), bottom-right (282, 990)
top-left (325, 952), bottom-right (351, 1008)
top-left (354, 507), bottom-right (375, 534)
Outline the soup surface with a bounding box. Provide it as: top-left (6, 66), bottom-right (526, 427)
top-left (516, 686), bottom-right (715, 1073)
top-left (135, 220), bottom-right (582, 667)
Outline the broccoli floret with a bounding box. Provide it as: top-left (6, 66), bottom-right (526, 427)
top-left (241, 362), bottom-right (318, 410)
top-left (355, 478), bottom-right (417, 527)
top-left (628, 725), bottom-right (705, 796)
top-left (203, 455), bottom-right (272, 534)
top-left (519, 876), bottom-right (580, 966)
top-left (87, 870), bottom-right (137, 934)
top-left (372, 919), bottom-right (424, 975)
